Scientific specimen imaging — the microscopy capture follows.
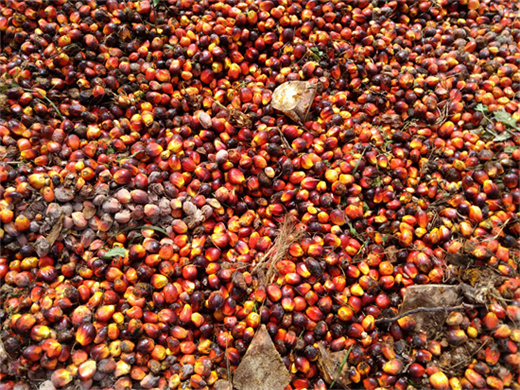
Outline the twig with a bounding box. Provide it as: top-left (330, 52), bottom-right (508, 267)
top-left (374, 303), bottom-right (483, 326)
top-left (277, 127), bottom-right (291, 149)
top-left (225, 336), bottom-right (232, 385)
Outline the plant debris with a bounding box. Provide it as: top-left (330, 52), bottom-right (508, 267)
top-left (271, 81), bottom-right (317, 124)
top-left (253, 217), bottom-right (305, 283)
top-left (233, 324), bottom-right (291, 390)
top-left (34, 214), bottom-right (64, 257)
top-left (316, 342), bottom-right (352, 389)
top-left (397, 284), bottom-right (461, 332)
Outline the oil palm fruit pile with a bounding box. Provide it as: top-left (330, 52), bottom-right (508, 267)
top-left (0, 0), bottom-right (519, 389)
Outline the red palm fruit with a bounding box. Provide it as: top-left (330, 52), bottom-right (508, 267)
top-left (30, 324), bottom-right (51, 342)
top-left (228, 168), bottom-right (245, 184)
top-left (482, 312), bottom-right (499, 330)
top-left (347, 323), bottom-right (364, 338)
top-left (430, 371), bottom-right (449, 390)
top-left (179, 304), bottom-right (192, 324)
top-left (95, 305), bottom-right (115, 323)
top-left (381, 344), bottom-right (396, 360)
top-left (446, 311), bottom-right (464, 326)
top-left (465, 369), bottom-right (486, 388)
top-left (113, 169), bottom-right (132, 185)
top-left (22, 345), bottom-right (43, 361)
top-left (504, 353), bottom-right (520, 366)
top-left (494, 324), bottom-right (511, 338)
top-left (484, 345), bottom-right (500, 366)
top-left (486, 376), bottom-right (504, 390)
top-left (330, 209), bottom-right (346, 226)
top-left (408, 363), bottom-right (425, 377)
top-left (51, 369), bottom-right (74, 388)
top-left (14, 313), bottom-right (36, 334)
top-left (427, 341), bottom-right (442, 357)
top-left (383, 358), bottom-right (404, 375)
top-left (446, 329), bottom-right (468, 346)
top-left (468, 206), bottom-right (483, 223)
top-left (78, 359), bottom-right (97, 380)
top-left (76, 323), bottom-right (96, 346)
top-left (294, 297), bottom-right (307, 312)
top-left (306, 306), bottom-right (323, 322)
top-left (295, 356), bottom-right (310, 374)
top-left (317, 296), bottom-right (332, 314)
top-left (14, 214), bottom-right (30, 231)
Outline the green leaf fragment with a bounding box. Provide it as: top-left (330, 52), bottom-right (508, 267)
top-left (102, 247), bottom-right (127, 260)
top-left (493, 132), bottom-right (513, 142)
top-left (493, 110), bottom-right (519, 129)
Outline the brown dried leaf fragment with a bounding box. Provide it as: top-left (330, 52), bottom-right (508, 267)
top-left (35, 215), bottom-right (64, 257)
top-left (399, 284), bottom-right (460, 332)
top-left (233, 325), bottom-right (291, 390)
top-left (317, 342), bottom-right (351, 389)
top-left (182, 200), bottom-right (206, 229)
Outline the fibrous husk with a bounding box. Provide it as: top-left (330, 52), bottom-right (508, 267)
top-left (233, 325), bottom-right (291, 390)
top-left (182, 200), bottom-right (206, 229)
top-left (253, 217), bottom-right (305, 284)
top-left (399, 284), bottom-right (460, 332)
top-left (271, 81), bottom-right (317, 123)
top-left (227, 107), bottom-right (252, 129)
top-left (379, 114), bottom-right (403, 127)
top-left (316, 342), bottom-right (352, 389)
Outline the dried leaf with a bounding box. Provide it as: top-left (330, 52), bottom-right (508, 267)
top-left (317, 342), bottom-right (352, 389)
top-left (233, 325), bottom-right (291, 390)
top-left (399, 285), bottom-right (460, 332)
top-left (380, 114), bottom-right (403, 127)
top-left (0, 338), bottom-right (7, 362)
top-left (493, 132), bottom-right (513, 142)
top-left (214, 380), bottom-right (232, 390)
top-left (385, 245), bottom-right (398, 263)
top-left (46, 214), bottom-right (64, 247)
top-left (254, 217), bottom-right (305, 283)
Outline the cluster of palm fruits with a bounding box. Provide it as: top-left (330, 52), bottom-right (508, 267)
top-left (0, 0), bottom-right (519, 389)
